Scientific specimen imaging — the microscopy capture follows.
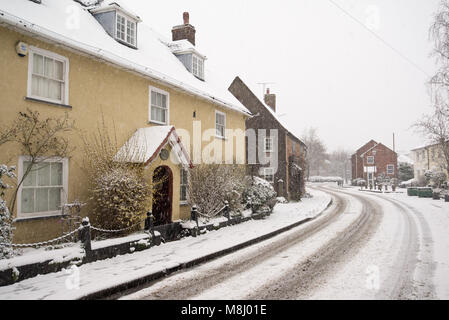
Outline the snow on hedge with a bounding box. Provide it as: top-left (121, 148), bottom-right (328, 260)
top-left (0, 165), bottom-right (15, 259)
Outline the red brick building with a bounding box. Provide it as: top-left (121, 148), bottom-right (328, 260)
top-left (351, 140), bottom-right (398, 186)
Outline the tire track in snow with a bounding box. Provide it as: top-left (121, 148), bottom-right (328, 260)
top-left (120, 188), bottom-right (349, 300)
top-left (245, 186), bottom-right (383, 300)
top-left (369, 193), bottom-right (435, 299)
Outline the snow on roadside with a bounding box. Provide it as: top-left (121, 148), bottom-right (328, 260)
top-left (0, 233), bottom-right (151, 272)
top-left (386, 192), bottom-right (449, 299)
top-left (0, 189), bottom-right (331, 300)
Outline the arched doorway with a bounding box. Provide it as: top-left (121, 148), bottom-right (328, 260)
top-left (152, 166), bottom-right (173, 226)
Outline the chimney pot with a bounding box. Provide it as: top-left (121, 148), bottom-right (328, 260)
top-left (183, 12), bottom-right (189, 24)
top-left (267, 88), bottom-right (270, 94)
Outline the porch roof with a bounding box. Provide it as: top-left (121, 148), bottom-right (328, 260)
top-left (115, 126), bottom-right (193, 168)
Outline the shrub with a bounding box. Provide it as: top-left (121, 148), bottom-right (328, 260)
top-left (242, 176), bottom-right (277, 214)
top-left (82, 118), bottom-right (151, 234)
top-left (90, 167), bottom-right (150, 232)
top-left (352, 178), bottom-right (366, 186)
top-left (188, 164), bottom-right (245, 218)
top-left (0, 165), bottom-right (15, 259)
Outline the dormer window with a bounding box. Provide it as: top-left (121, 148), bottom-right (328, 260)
top-left (192, 55), bottom-right (204, 80)
top-left (90, 2), bottom-right (141, 49)
top-left (116, 13), bottom-right (136, 47)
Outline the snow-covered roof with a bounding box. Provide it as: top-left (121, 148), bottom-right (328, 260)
top-left (167, 39), bottom-right (207, 59)
top-left (237, 77), bottom-right (305, 146)
top-left (0, 0), bottom-right (250, 116)
top-left (115, 126), bottom-right (192, 168)
top-left (89, 1), bottom-right (141, 21)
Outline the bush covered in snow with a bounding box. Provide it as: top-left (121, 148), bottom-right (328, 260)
top-left (82, 119), bottom-right (151, 234)
top-left (0, 165), bottom-right (15, 259)
top-left (90, 167), bottom-right (150, 233)
top-left (352, 178), bottom-right (366, 186)
top-left (424, 170), bottom-right (448, 188)
top-left (242, 176), bottom-right (278, 214)
top-left (188, 164), bottom-right (246, 217)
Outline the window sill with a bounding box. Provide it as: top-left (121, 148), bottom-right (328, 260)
top-left (25, 97), bottom-right (72, 109)
top-left (14, 213), bottom-right (70, 223)
top-left (215, 135), bottom-right (227, 141)
top-left (180, 201), bottom-right (189, 206)
top-left (148, 120), bottom-right (168, 126)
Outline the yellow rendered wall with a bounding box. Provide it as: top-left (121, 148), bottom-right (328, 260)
top-left (0, 26), bottom-right (247, 243)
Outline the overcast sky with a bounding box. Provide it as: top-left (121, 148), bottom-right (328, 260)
top-left (123, 0), bottom-right (440, 154)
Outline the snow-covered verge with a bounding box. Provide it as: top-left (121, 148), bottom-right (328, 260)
top-left (385, 192), bottom-right (449, 299)
top-left (0, 233), bottom-right (150, 272)
top-left (0, 189), bottom-right (331, 300)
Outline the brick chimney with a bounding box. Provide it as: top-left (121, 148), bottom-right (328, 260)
top-left (172, 12), bottom-right (196, 46)
top-left (264, 88), bottom-right (276, 112)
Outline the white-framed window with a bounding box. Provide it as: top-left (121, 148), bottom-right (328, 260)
top-left (262, 168), bottom-right (274, 183)
top-left (265, 137), bottom-right (273, 152)
top-left (180, 168), bottom-right (188, 203)
top-left (292, 141), bottom-right (296, 154)
top-left (149, 86), bottom-right (169, 125)
top-left (27, 47), bottom-right (69, 105)
top-left (387, 164), bottom-right (395, 175)
top-left (116, 13), bottom-right (136, 46)
top-left (192, 55), bottom-right (204, 79)
top-left (367, 156), bottom-right (375, 164)
top-left (215, 110), bottom-right (226, 138)
top-left (17, 156), bottom-right (68, 218)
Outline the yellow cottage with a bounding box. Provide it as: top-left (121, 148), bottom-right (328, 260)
top-left (0, 0), bottom-right (250, 243)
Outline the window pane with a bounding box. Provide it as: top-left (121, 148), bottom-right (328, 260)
top-left (36, 188), bottom-right (49, 212)
top-left (23, 162), bottom-right (37, 187)
top-left (51, 162), bottom-right (63, 186)
top-left (48, 80), bottom-right (62, 100)
top-left (161, 94), bottom-right (167, 108)
top-left (44, 57), bottom-right (54, 78)
top-left (181, 186), bottom-right (187, 201)
top-left (160, 108), bottom-right (166, 123)
top-left (21, 188), bottom-right (35, 213)
top-left (33, 54), bottom-right (44, 75)
top-left (37, 163), bottom-right (51, 186)
top-left (156, 92), bottom-right (162, 107)
top-left (151, 91), bottom-right (156, 105)
top-left (31, 75), bottom-right (46, 97)
top-left (151, 106), bottom-right (157, 121)
top-left (48, 188), bottom-right (61, 211)
top-left (54, 60), bottom-right (64, 80)
top-left (216, 114), bottom-right (225, 125)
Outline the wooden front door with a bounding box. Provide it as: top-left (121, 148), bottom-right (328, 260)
top-left (152, 166), bottom-right (173, 226)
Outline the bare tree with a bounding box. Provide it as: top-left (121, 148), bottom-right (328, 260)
top-left (429, 1), bottom-right (449, 94)
top-left (324, 149), bottom-right (352, 183)
top-left (413, 99), bottom-right (449, 177)
top-left (1, 109), bottom-right (75, 215)
top-left (414, 2), bottom-right (449, 178)
top-left (301, 127), bottom-right (327, 179)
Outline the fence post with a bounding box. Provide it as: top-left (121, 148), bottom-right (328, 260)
top-left (224, 201), bottom-right (231, 222)
top-left (79, 217), bottom-right (91, 253)
top-left (191, 205), bottom-right (199, 236)
top-left (145, 211), bottom-right (155, 237)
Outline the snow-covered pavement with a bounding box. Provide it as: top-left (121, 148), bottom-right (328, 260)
top-left (0, 189), bottom-right (331, 300)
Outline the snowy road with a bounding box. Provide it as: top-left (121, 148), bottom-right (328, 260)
top-left (122, 185), bottom-right (446, 300)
